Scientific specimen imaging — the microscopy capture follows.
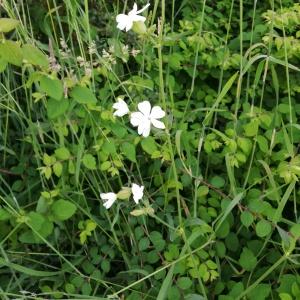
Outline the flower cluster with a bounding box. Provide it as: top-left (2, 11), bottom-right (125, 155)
top-left (100, 183), bottom-right (144, 209)
top-left (113, 98), bottom-right (166, 137)
top-left (101, 3), bottom-right (154, 211)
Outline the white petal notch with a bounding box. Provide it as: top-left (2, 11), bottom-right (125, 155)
top-left (116, 3), bottom-right (150, 32)
top-left (113, 98), bottom-right (129, 117)
top-left (100, 192), bottom-right (117, 209)
top-left (131, 183), bottom-right (144, 204)
top-left (130, 100), bottom-right (166, 137)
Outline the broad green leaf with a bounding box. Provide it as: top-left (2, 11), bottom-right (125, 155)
top-left (28, 212), bottom-right (45, 231)
top-left (141, 137), bottom-right (158, 155)
top-left (138, 237), bottom-right (150, 251)
top-left (121, 142), bottom-right (136, 162)
top-left (290, 224), bottom-right (300, 239)
top-left (240, 211), bottom-right (254, 228)
top-left (0, 57), bottom-right (7, 72)
top-left (55, 147), bottom-right (71, 160)
top-left (53, 161), bottom-right (63, 177)
top-left (239, 247), bottom-right (257, 271)
top-left (248, 284), bottom-right (271, 300)
top-left (47, 98), bottom-right (69, 119)
top-left (51, 199), bottom-right (76, 221)
top-left (0, 18), bottom-right (19, 33)
top-left (279, 294), bottom-right (292, 300)
top-left (22, 44), bottom-right (48, 67)
top-left (256, 135), bottom-right (268, 153)
top-left (238, 137), bottom-right (252, 155)
top-left (0, 40), bottom-right (23, 66)
top-left (168, 53), bottom-right (182, 70)
top-left (177, 277), bottom-right (192, 290)
top-left (0, 208), bottom-right (11, 221)
top-left (210, 176), bottom-right (225, 188)
top-left (256, 219), bottom-right (272, 237)
top-left (82, 154), bottom-right (97, 170)
top-left (40, 75), bottom-right (63, 100)
top-left (71, 86), bottom-right (97, 104)
top-left (244, 119), bottom-right (260, 137)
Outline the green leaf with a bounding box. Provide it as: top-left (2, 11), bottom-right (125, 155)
top-left (210, 176), bottom-right (225, 188)
top-left (244, 119), bottom-right (260, 137)
top-left (138, 237), bottom-right (150, 251)
top-left (0, 40), bottom-right (23, 66)
top-left (0, 208), bottom-right (11, 221)
top-left (290, 224), bottom-right (300, 239)
top-left (177, 277), bottom-right (192, 290)
top-left (101, 260), bottom-right (110, 273)
top-left (256, 219), bottom-right (272, 237)
top-left (51, 199), bottom-right (76, 221)
top-left (40, 76), bottom-right (63, 100)
top-left (240, 211), bottom-right (254, 228)
top-left (55, 147), bottom-right (71, 160)
top-left (167, 286), bottom-right (180, 300)
top-left (141, 137), bottom-right (158, 155)
top-left (168, 53), bottom-right (182, 70)
top-left (22, 44), bottom-right (48, 67)
top-left (256, 135), bottom-right (269, 153)
top-left (71, 86), bottom-right (97, 104)
top-left (47, 98), bottom-right (69, 119)
top-left (248, 284), bottom-right (271, 300)
top-left (28, 212), bottom-right (45, 231)
top-left (44, 166), bottom-right (52, 179)
top-left (279, 294), bottom-right (293, 300)
top-left (239, 247), bottom-right (257, 271)
top-left (146, 250), bottom-right (160, 264)
top-left (0, 18), bottom-right (19, 33)
top-left (82, 154), bottom-right (97, 170)
top-left (0, 56), bottom-right (7, 72)
top-left (238, 137), bottom-right (252, 155)
top-left (53, 162), bottom-right (63, 177)
top-left (121, 142), bottom-right (136, 163)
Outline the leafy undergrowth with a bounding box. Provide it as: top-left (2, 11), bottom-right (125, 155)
top-left (1, 0), bottom-right (300, 299)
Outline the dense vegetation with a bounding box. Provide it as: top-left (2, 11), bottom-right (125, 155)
top-left (1, 0), bottom-right (300, 299)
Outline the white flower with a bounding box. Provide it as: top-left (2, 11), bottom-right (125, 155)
top-left (130, 101), bottom-right (165, 137)
top-left (113, 98), bottom-right (129, 117)
top-left (131, 183), bottom-right (144, 204)
top-left (100, 192), bottom-right (117, 209)
top-left (116, 3), bottom-right (150, 32)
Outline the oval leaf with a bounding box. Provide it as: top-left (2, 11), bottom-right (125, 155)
top-left (51, 199), bottom-right (76, 221)
top-left (71, 86), bottom-right (97, 104)
top-left (0, 18), bottom-right (19, 33)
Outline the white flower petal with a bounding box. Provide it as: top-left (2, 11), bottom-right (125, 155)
top-left (129, 3), bottom-right (138, 15)
top-left (116, 15), bottom-right (130, 30)
top-left (141, 121), bottom-right (151, 137)
top-left (151, 119), bottom-right (165, 129)
top-left (130, 112), bottom-right (144, 127)
top-left (132, 183), bottom-right (144, 204)
top-left (100, 192), bottom-right (117, 209)
top-left (136, 3), bottom-right (150, 14)
top-left (125, 19), bottom-right (133, 31)
top-left (132, 15), bottom-right (146, 22)
top-left (116, 14), bottom-right (127, 22)
top-left (103, 198), bottom-right (115, 209)
top-left (138, 100), bottom-right (151, 117)
top-left (137, 119), bottom-right (151, 137)
top-left (113, 98), bottom-right (129, 117)
top-left (150, 106), bottom-right (165, 119)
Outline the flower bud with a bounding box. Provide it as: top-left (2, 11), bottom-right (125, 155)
top-left (116, 187), bottom-right (132, 200)
top-left (132, 21), bottom-right (147, 35)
